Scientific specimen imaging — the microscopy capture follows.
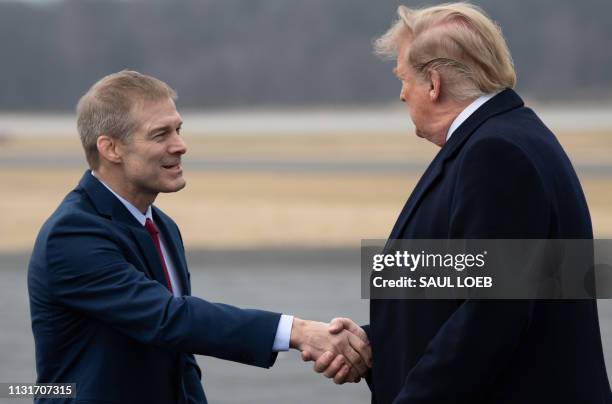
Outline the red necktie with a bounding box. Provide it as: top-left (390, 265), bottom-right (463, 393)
top-left (144, 218), bottom-right (174, 294)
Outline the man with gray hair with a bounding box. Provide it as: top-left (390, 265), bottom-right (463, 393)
top-left (306, 3), bottom-right (611, 403)
top-left (28, 70), bottom-right (371, 403)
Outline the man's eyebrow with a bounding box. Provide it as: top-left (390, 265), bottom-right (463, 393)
top-left (149, 122), bottom-right (183, 134)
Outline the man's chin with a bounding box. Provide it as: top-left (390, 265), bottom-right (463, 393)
top-left (159, 178), bottom-right (186, 193)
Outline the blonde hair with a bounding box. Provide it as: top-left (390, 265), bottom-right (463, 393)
top-left (375, 2), bottom-right (516, 101)
top-left (76, 70), bottom-right (177, 169)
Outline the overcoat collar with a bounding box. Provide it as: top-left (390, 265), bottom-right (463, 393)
top-left (388, 89), bottom-right (524, 239)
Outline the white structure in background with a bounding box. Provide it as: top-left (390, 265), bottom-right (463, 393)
top-left (1, 105), bottom-right (611, 137)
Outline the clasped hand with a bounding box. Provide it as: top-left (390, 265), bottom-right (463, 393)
top-left (290, 317), bottom-right (371, 384)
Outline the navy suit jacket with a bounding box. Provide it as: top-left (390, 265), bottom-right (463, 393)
top-left (28, 171), bottom-right (281, 403)
top-left (367, 90), bottom-right (612, 403)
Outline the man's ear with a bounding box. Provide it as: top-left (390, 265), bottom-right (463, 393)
top-left (96, 135), bottom-right (123, 164)
top-left (428, 69), bottom-right (441, 102)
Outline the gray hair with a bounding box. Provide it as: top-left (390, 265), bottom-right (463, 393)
top-left (375, 2), bottom-right (516, 101)
top-left (76, 70), bottom-right (177, 169)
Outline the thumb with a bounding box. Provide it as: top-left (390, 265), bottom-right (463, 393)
top-left (328, 317), bottom-right (347, 334)
top-left (329, 317), bottom-right (368, 342)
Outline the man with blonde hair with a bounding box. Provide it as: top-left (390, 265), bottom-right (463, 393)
top-left (28, 70), bottom-right (371, 403)
top-left (306, 3), bottom-right (611, 403)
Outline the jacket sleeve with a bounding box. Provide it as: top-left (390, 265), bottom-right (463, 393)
top-left (393, 137), bottom-right (550, 404)
top-left (45, 215), bottom-right (280, 369)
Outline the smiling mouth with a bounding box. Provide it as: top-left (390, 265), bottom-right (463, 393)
top-left (162, 163), bottom-right (182, 171)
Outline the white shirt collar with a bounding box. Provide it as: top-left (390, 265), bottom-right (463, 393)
top-left (446, 93), bottom-right (497, 141)
top-left (91, 171), bottom-right (152, 226)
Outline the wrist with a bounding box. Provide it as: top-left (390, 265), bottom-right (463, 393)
top-left (289, 317), bottom-right (307, 350)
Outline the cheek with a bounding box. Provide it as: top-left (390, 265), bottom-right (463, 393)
top-left (125, 153), bottom-right (159, 177)
top-left (132, 148), bottom-right (160, 166)
top-left (408, 104), bottom-right (426, 128)
top-left (407, 102), bottom-right (419, 118)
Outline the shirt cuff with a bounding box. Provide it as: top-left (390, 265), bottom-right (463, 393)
top-left (272, 314), bottom-right (293, 352)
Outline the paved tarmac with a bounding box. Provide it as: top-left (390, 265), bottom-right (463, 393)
top-left (1, 250), bottom-right (611, 403)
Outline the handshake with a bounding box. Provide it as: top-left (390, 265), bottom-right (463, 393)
top-left (290, 317), bottom-right (371, 384)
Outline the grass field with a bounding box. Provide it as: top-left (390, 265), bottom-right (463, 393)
top-left (0, 131), bottom-right (610, 252)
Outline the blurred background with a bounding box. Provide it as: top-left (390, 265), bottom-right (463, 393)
top-left (0, 0), bottom-right (611, 403)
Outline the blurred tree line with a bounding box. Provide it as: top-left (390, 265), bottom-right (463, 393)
top-left (0, 0), bottom-right (610, 111)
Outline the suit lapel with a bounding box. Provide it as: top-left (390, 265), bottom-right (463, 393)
top-left (128, 225), bottom-right (173, 288)
top-left (78, 170), bottom-right (172, 286)
top-left (389, 89), bottom-right (525, 239)
top-left (153, 208), bottom-right (190, 295)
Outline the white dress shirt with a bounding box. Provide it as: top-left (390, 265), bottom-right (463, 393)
top-left (446, 93), bottom-right (497, 142)
top-left (91, 171), bottom-right (292, 351)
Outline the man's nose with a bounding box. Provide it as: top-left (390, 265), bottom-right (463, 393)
top-left (400, 84), bottom-right (407, 102)
top-left (169, 132), bottom-right (187, 155)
